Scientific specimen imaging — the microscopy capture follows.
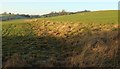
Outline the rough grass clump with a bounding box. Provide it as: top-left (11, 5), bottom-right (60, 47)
top-left (2, 10), bottom-right (119, 67)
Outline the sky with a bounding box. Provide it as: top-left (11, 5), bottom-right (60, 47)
top-left (0, 0), bottom-right (120, 15)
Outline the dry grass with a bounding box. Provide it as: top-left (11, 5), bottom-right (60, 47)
top-left (2, 10), bottom-right (119, 67)
top-left (3, 53), bottom-right (29, 68)
top-left (25, 20), bottom-right (119, 67)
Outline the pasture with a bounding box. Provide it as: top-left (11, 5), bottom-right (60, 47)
top-left (2, 10), bottom-right (119, 67)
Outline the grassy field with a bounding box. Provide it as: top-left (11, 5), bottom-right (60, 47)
top-left (43, 10), bottom-right (118, 24)
top-left (2, 10), bottom-right (119, 67)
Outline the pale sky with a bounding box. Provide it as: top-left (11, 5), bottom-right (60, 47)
top-left (0, 0), bottom-right (119, 2)
top-left (0, 0), bottom-right (119, 15)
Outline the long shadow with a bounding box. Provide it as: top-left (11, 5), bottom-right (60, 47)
top-left (2, 29), bottom-right (120, 68)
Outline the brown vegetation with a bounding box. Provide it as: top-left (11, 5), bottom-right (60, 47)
top-left (3, 19), bottom-right (119, 67)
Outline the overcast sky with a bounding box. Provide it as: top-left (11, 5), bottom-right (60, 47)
top-left (0, 0), bottom-right (119, 15)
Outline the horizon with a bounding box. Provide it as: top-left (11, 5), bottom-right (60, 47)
top-left (0, 10), bottom-right (118, 16)
top-left (0, 1), bottom-right (119, 15)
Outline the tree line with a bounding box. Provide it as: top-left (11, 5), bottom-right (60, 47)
top-left (41, 10), bottom-right (90, 18)
top-left (1, 10), bottom-right (91, 21)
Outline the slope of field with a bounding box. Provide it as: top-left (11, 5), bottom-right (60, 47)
top-left (2, 10), bottom-right (119, 67)
top-left (43, 10), bottom-right (118, 24)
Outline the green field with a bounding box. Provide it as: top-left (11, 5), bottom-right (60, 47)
top-left (2, 10), bottom-right (119, 67)
top-left (43, 10), bottom-right (118, 24)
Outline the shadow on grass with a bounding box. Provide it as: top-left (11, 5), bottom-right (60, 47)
top-left (2, 30), bottom-right (120, 68)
